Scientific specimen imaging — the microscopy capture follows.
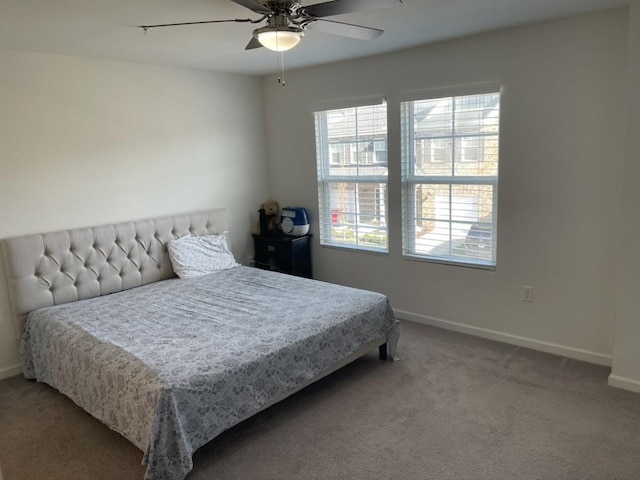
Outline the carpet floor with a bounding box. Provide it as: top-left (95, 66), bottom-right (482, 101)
top-left (1, 321), bottom-right (640, 480)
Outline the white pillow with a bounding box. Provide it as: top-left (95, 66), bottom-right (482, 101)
top-left (167, 233), bottom-right (239, 279)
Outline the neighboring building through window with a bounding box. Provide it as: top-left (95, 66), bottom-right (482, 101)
top-left (401, 87), bottom-right (500, 267)
top-left (314, 101), bottom-right (388, 252)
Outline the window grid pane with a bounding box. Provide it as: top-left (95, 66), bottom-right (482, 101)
top-left (402, 91), bottom-right (500, 267)
top-left (315, 102), bottom-right (388, 252)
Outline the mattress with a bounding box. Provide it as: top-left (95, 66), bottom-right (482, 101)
top-left (20, 265), bottom-right (399, 480)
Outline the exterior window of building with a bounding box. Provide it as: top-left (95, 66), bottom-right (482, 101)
top-left (329, 144), bottom-right (343, 165)
top-left (430, 138), bottom-right (450, 163)
top-left (460, 136), bottom-right (483, 163)
top-left (314, 101), bottom-right (388, 252)
top-left (401, 88), bottom-right (500, 267)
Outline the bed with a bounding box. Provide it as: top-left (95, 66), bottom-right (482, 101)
top-left (0, 209), bottom-right (399, 480)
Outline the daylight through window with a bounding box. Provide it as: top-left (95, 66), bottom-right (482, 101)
top-left (314, 101), bottom-right (388, 252)
top-left (401, 88), bottom-right (500, 267)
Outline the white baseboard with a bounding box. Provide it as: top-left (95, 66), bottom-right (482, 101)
top-left (0, 364), bottom-right (22, 380)
top-left (395, 309), bottom-right (612, 367)
top-left (608, 374), bottom-right (640, 394)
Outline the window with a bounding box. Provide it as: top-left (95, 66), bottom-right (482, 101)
top-left (460, 137), bottom-right (483, 163)
top-left (314, 101), bottom-right (388, 252)
top-left (430, 138), bottom-right (451, 163)
top-left (401, 88), bottom-right (500, 267)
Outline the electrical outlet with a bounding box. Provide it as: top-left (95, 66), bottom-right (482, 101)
top-left (522, 285), bottom-right (534, 302)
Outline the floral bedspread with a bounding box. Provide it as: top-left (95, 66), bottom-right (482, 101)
top-left (20, 266), bottom-right (399, 480)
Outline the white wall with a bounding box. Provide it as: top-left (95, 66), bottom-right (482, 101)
top-left (263, 9), bottom-right (628, 365)
top-left (0, 51), bottom-right (268, 378)
top-left (610, 0), bottom-right (640, 393)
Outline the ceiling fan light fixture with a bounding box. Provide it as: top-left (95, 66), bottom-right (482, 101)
top-left (254, 26), bottom-right (304, 52)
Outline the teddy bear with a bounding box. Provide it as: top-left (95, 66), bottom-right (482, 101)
top-left (251, 200), bottom-right (280, 236)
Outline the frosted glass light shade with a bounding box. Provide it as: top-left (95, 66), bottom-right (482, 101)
top-left (257, 30), bottom-right (303, 52)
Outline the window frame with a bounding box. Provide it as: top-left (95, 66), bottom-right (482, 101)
top-left (400, 84), bottom-right (501, 269)
top-left (314, 99), bottom-right (389, 254)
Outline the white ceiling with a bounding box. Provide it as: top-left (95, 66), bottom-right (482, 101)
top-left (0, 0), bottom-right (628, 75)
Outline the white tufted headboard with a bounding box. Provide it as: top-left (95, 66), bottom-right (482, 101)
top-left (1, 209), bottom-right (228, 334)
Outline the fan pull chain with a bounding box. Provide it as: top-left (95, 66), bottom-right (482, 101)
top-left (277, 51), bottom-right (286, 87)
top-left (271, 32), bottom-right (286, 86)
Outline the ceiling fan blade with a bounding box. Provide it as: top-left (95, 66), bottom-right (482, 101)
top-left (230, 0), bottom-right (272, 15)
top-left (139, 18), bottom-right (254, 30)
top-left (304, 0), bottom-right (402, 18)
top-left (245, 37), bottom-right (263, 50)
top-left (307, 19), bottom-right (383, 40)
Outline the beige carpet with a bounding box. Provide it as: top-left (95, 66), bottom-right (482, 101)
top-left (1, 321), bottom-right (640, 480)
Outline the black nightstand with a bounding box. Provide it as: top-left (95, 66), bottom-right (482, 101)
top-left (253, 234), bottom-right (312, 278)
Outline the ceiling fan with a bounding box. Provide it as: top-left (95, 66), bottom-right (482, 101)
top-left (139, 0), bottom-right (404, 53)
